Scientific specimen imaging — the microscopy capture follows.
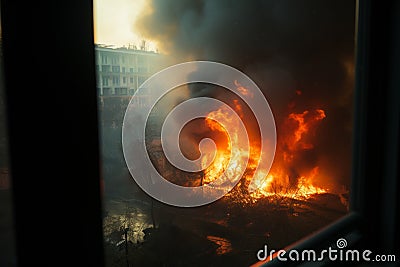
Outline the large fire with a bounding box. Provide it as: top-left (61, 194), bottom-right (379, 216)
top-left (201, 82), bottom-right (329, 203)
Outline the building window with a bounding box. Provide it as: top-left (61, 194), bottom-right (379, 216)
top-left (103, 88), bottom-right (111, 96)
top-left (101, 65), bottom-right (110, 72)
top-left (112, 66), bottom-right (120, 73)
top-left (101, 55), bottom-right (107, 64)
top-left (2, 1), bottom-right (400, 267)
top-left (102, 76), bottom-right (108, 86)
top-left (93, 2), bottom-right (362, 267)
top-left (122, 67), bottom-right (125, 73)
top-left (112, 76), bottom-right (120, 85)
top-left (115, 87), bottom-right (127, 95)
top-left (111, 57), bottom-right (118, 65)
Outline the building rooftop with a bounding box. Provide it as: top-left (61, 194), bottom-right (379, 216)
top-left (95, 43), bottom-right (159, 55)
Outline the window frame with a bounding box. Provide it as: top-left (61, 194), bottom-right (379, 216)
top-left (1, 0), bottom-right (105, 266)
top-left (1, 0), bottom-right (398, 266)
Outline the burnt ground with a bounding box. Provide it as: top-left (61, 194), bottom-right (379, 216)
top-left (103, 193), bottom-right (347, 267)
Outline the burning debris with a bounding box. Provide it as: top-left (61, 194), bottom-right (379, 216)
top-left (145, 81), bottom-right (341, 205)
top-left (206, 236), bottom-right (233, 255)
top-left (203, 83), bottom-right (331, 202)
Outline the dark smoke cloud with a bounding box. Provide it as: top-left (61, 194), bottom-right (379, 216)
top-left (136, 0), bottom-right (356, 190)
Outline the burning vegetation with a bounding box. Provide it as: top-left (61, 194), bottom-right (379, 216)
top-left (146, 81), bottom-right (342, 206)
top-left (202, 83), bottom-right (330, 203)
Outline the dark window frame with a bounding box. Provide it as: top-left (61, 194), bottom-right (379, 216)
top-left (0, 0), bottom-right (398, 266)
top-left (1, 0), bottom-right (104, 266)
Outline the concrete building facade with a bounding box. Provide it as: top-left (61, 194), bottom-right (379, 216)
top-left (95, 44), bottom-right (160, 97)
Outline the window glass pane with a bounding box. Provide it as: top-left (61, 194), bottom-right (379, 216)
top-left (94, 1), bottom-right (355, 266)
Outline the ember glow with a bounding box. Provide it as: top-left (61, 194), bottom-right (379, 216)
top-left (201, 82), bottom-right (329, 202)
top-left (201, 106), bottom-right (246, 185)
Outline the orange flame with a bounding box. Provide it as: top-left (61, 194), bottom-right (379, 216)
top-left (251, 108), bottom-right (328, 200)
top-left (202, 82), bottom-right (328, 203)
top-left (234, 80), bottom-right (254, 97)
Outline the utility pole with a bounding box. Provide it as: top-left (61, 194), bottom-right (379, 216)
top-left (150, 198), bottom-right (156, 229)
top-left (124, 227), bottom-right (129, 267)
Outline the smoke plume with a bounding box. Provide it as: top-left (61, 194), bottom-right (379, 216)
top-left (135, 0), bottom-right (356, 190)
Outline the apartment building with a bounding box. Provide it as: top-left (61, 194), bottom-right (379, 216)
top-left (94, 44), bottom-right (160, 97)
